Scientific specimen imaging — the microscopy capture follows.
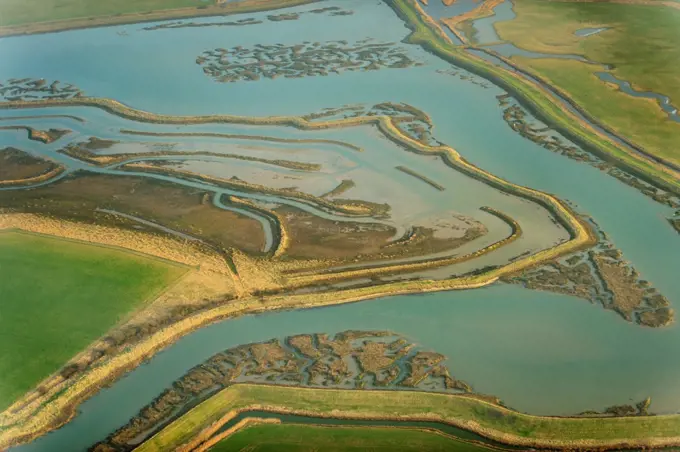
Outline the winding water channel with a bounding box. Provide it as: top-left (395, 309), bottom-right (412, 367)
top-left (0, 0), bottom-right (678, 450)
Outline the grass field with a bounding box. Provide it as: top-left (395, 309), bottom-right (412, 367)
top-left (138, 384), bottom-right (680, 451)
top-left (210, 423), bottom-right (496, 452)
top-left (0, 231), bottom-right (185, 410)
top-left (495, 0), bottom-right (680, 165)
top-left (0, 0), bottom-right (207, 27)
top-left (512, 56), bottom-right (680, 164)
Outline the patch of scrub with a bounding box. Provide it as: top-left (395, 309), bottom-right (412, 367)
top-left (0, 231), bottom-right (186, 411)
top-left (93, 330), bottom-right (472, 450)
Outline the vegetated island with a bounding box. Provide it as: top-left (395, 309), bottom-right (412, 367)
top-left (503, 215), bottom-right (674, 327)
top-left (493, 0), bottom-right (680, 168)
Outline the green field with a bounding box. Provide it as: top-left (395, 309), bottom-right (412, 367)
top-left (139, 384), bottom-right (680, 451)
top-left (0, 231), bottom-right (185, 410)
top-left (495, 0), bottom-right (680, 165)
top-left (210, 423), bottom-right (495, 452)
top-left (0, 0), bottom-right (206, 27)
top-left (512, 56), bottom-right (680, 164)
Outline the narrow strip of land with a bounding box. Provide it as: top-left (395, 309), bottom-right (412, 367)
top-left (137, 384), bottom-right (680, 451)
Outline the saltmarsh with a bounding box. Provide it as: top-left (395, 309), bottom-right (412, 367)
top-left (0, 231), bottom-right (185, 410)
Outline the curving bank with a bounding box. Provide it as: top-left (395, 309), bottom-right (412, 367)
top-left (137, 384), bottom-right (680, 451)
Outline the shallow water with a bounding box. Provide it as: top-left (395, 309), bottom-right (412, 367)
top-left (14, 285), bottom-right (680, 451)
top-left (596, 71), bottom-right (680, 122)
top-left (574, 27), bottom-right (609, 38)
top-left (1, 0), bottom-right (679, 449)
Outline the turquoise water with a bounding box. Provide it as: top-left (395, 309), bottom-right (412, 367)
top-left (0, 0), bottom-right (679, 449)
top-left (0, 106), bottom-right (567, 272)
top-left (14, 286), bottom-right (680, 451)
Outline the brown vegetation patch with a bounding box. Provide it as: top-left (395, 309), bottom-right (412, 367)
top-left (278, 205), bottom-right (486, 264)
top-left (0, 171), bottom-right (265, 254)
top-left (592, 254), bottom-right (644, 320)
top-left (197, 39), bottom-right (421, 83)
top-left (0, 147), bottom-right (62, 185)
top-left (354, 341), bottom-right (396, 374)
top-left (287, 335), bottom-right (320, 358)
top-left (504, 234), bottom-right (674, 327)
top-left (276, 205), bottom-right (395, 260)
top-left (401, 351), bottom-right (447, 387)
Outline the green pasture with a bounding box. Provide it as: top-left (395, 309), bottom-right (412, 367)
top-left (210, 423), bottom-right (495, 452)
top-left (0, 231), bottom-right (185, 410)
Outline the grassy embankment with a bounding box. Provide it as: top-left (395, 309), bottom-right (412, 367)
top-left (0, 231), bottom-right (185, 410)
top-left (209, 422), bottom-right (496, 452)
top-left (388, 0), bottom-right (679, 195)
top-left (494, 0), bottom-right (680, 167)
top-left (138, 384), bottom-right (680, 451)
top-left (0, 0), bottom-right (318, 36)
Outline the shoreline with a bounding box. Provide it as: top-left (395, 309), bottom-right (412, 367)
top-left (385, 0), bottom-right (680, 198)
top-left (0, 0), bottom-right (320, 39)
